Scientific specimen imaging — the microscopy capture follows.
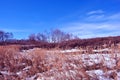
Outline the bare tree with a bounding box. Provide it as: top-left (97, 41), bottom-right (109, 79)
top-left (28, 33), bottom-right (47, 42)
top-left (28, 33), bottom-right (36, 41)
top-left (36, 33), bottom-right (47, 42)
top-left (0, 31), bottom-right (4, 41)
top-left (51, 29), bottom-right (72, 43)
top-left (28, 29), bottom-right (79, 43)
top-left (4, 32), bottom-right (13, 40)
top-left (0, 30), bottom-right (13, 42)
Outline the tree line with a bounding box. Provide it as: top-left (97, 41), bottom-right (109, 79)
top-left (28, 29), bottom-right (78, 43)
top-left (0, 29), bottom-right (78, 43)
top-left (1, 29), bottom-right (120, 50)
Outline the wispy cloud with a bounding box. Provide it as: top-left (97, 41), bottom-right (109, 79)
top-left (87, 10), bottom-right (104, 15)
top-left (86, 14), bottom-right (105, 21)
top-left (1, 28), bottom-right (32, 33)
top-left (60, 11), bottom-right (120, 38)
top-left (107, 13), bottom-right (120, 21)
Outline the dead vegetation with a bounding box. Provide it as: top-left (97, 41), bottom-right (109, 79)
top-left (0, 44), bottom-right (120, 80)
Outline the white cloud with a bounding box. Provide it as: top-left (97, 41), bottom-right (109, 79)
top-left (86, 10), bottom-right (109, 21)
top-left (107, 13), bottom-right (120, 20)
top-left (86, 14), bottom-right (105, 21)
top-left (87, 10), bottom-right (104, 15)
top-left (85, 10), bottom-right (106, 21)
top-left (60, 12), bottom-right (120, 39)
top-left (86, 11), bottom-right (120, 22)
top-left (1, 28), bottom-right (31, 33)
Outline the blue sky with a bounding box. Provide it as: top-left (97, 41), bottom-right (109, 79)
top-left (0, 0), bottom-right (120, 39)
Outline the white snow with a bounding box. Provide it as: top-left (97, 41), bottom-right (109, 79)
top-left (60, 49), bottom-right (81, 53)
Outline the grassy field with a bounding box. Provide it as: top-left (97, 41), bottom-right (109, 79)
top-left (0, 45), bottom-right (120, 80)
